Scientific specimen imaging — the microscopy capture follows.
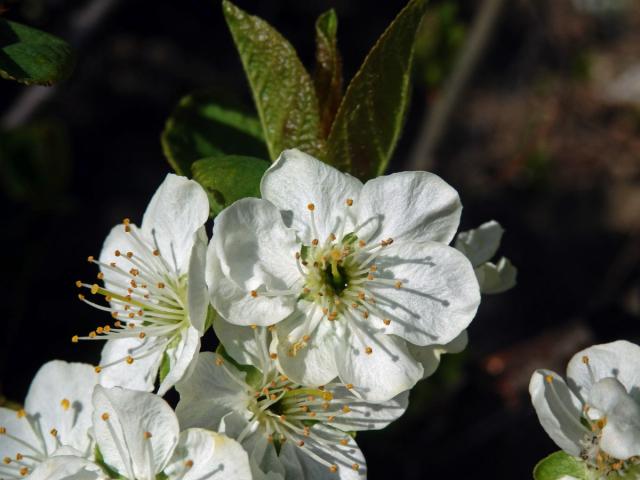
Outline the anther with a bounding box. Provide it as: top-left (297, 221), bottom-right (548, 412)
top-left (0, 427), bottom-right (6, 434)
top-left (312, 239), bottom-right (319, 246)
top-left (345, 384), bottom-right (353, 389)
top-left (157, 282), bottom-right (165, 289)
top-left (346, 198), bottom-right (353, 206)
top-left (358, 240), bottom-right (366, 248)
top-left (97, 272), bottom-right (105, 280)
top-left (87, 256), bottom-right (94, 263)
top-left (17, 409), bottom-right (26, 418)
top-left (352, 464), bottom-right (360, 471)
top-left (215, 357), bottom-right (224, 366)
top-left (383, 319), bottom-right (391, 326)
top-left (20, 467), bottom-right (28, 476)
top-left (365, 347), bottom-right (373, 354)
top-left (582, 356), bottom-right (590, 365)
top-left (95, 366), bottom-right (102, 373)
top-left (144, 431), bottom-right (152, 439)
top-left (329, 465), bottom-right (338, 473)
top-left (298, 440), bottom-right (305, 446)
top-left (394, 281), bottom-right (402, 289)
top-left (270, 353), bottom-right (278, 359)
top-left (71, 335), bottom-right (79, 343)
top-left (50, 428), bottom-right (58, 437)
top-left (184, 460), bottom-right (194, 468)
top-left (61, 398), bottom-right (70, 410)
top-left (545, 375), bottom-right (553, 384)
top-left (126, 356), bottom-right (134, 365)
top-left (75, 280), bottom-right (82, 288)
top-left (340, 439), bottom-right (349, 446)
top-left (139, 332), bottom-right (146, 339)
top-left (3, 457), bottom-right (10, 464)
top-left (307, 203), bottom-right (315, 211)
top-left (115, 250), bottom-right (121, 257)
top-left (342, 405), bottom-right (351, 413)
top-left (250, 290), bottom-right (258, 298)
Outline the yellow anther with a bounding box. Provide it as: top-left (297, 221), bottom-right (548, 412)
top-left (71, 335), bottom-right (79, 343)
top-left (96, 327), bottom-right (104, 334)
top-left (104, 325), bottom-right (111, 333)
top-left (250, 290), bottom-right (258, 298)
top-left (126, 252), bottom-right (133, 259)
top-left (20, 467), bottom-right (28, 476)
top-left (250, 324), bottom-right (257, 329)
top-left (367, 274), bottom-right (374, 281)
top-left (339, 438), bottom-right (349, 446)
top-left (94, 366), bottom-right (102, 373)
top-left (101, 412), bottom-right (110, 421)
top-left (17, 409), bottom-right (26, 418)
top-left (302, 335), bottom-right (311, 342)
top-left (270, 353), bottom-right (278, 359)
top-left (50, 428), bottom-right (58, 437)
top-left (358, 240), bottom-right (366, 248)
top-left (394, 281), bottom-right (402, 289)
top-left (322, 391), bottom-right (333, 401)
top-left (78, 293), bottom-right (85, 300)
top-left (0, 427), bottom-right (6, 434)
top-left (215, 356), bottom-right (224, 366)
top-left (89, 331), bottom-right (97, 338)
top-left (157, 282), bottom-right (165, 289)
top-left (184, 460), bottom-right (194, 468)
top-left (61, 399), bottom-right (70, 411)
top-left (328, 415), bottom-right (335, 421)
top-left (307, 203), bottom-right (315, 211)
top-left (362, 311), bottom-right (369, 319)
top-left (298, 440), bottom-right (305, 446)
top-left (15, 453), bottom-right (22, 461)
top-left (582, 355), bottom-right (590, 365)
top-left (114, 320), bottom-right (122, 327)
top-left (383, 319), bottom-right (391, 326)
top-left (329, 465), bottom-right (338, 473)
top-left (90, 284), bottom-right (99, 294)
top-left (126, 356), bottom-right (134, 365)
top-left (3, 457), bottom-right (10, 464)
top-left (342, 405), bottom-right (351, 413)
top-left (365, 346), bottom-right (373, 355)
top-left (545, 375), bottom-right (553, 384)
top-left (115, 250), bottom-right (121, 257)
top-left (279, 415), bottom-right (286, 423)
top-left (144, 431), bottom-right (152, 439)
top-left (97, 272), bottom-right (105, 280)
top-left (311, 239), bottom-right (319, 246)
top-left (345, 383), bottom-right (353, 389)
top-left (75, 280), bottom-right (82, 288)
top-left (352, 463), bottom-right (360, 471)
top-left (87, 256), bottom-right (94, 263)
top-left (346, 198), bottom-right (353, 206)
top-left (139, 332), bottom-right (146, 339)
top-left (370, 264), bottom-right (377, 272)
top-left (153, 249), bottom-right (160, 256)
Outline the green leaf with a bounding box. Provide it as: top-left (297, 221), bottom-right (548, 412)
top-left (161, 89), bottom-right (269, 176)
top-left (533, 451), bottom-right (589, 480)
top-left (326, 0), bottom-right (427, 179)
top-left (191, 155), bottom-right (269, 216)
top-left (313, 9), bottom-right (343, 138)
top-left (222, 1), bottom-right (325, 161)
top-left (0, 19), bottom-right (74, 85)
top-left (158, 352), bottom-right (171, 384)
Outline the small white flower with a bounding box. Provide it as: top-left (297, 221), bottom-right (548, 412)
top-left (176, 320), bottom-right (408, 479)
top-left (0, 360), bottom-right (97, 478)
top-left (208, 149), bottom-right (480, 401)
top-left (530, 340), bottom-right (640, 477)
top-left (454, 220), bottom-right (517, 294)
top-left (75, 173), bottom-right (210, 395)
top-left (89, 386), bottom-right (253, 480)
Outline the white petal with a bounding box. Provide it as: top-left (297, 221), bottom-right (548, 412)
top-left (141, 173), bottom-right (210, 274)
top-left (207, 246), bottom-right (289, 327)
top-left (367, 241), bottom-right (480, 346)
top-left (356, 171), bottom-right (462, 245)
top-left (324, 385), bottom-right (409, 431)
top-left (285, 424), bottom-right (366, 479)
top-left (567, 341), bottom-right (640, 403)
top-left (241, 433), bottom-right (286, 480)
top-left (157, 326), bottom-right (201, 396)
top-left (92, 385), bottom-right (179, 478)
top-left (0, 406), bottom-right (43, 472)
top-left (454, 220), bottom-right (504, 266)
top-left (188, 227), bottom-right (209, 334)
top-left (529, 369), bottom-right (589, 456)
top-left (274, 308), bottom-right (342, 386)
top-left (175, 352), bottom-right (252, 431)
top-left (98, 223), bottom-right (139, 295)
top-left (29, 456), bottom-right (105, 480)
top-left (336, 324), bottom-right (423, 402)
top-left (98, 337), bottom-right (163, 392)
top-left (213, 316), bottom-right (267, 371)
top-left (260, 149), bottom-right (363, 242)
top-left (209, 198), bottom-right (300, 326)
top-left (164, 428), bottom-right (252, 480)
top-left (24, 361), bottom-right (98, 455)
top-left (408, 330), bottom-right (469, 379)
top-left (588, 377), bottom-right (640, 459)
top-left (475, 257), bottom-right (517, 294)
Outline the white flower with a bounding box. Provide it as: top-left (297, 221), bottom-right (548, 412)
top-left (208, 149), bottom-right (480, 401)
top-left (74, 173), bottom-right (210, 395)
top-left (176, 320), bottom-right (408, 479)
top-left (454, 220), bottom-right (517, 294)
top-left (530, 340), bottom-right (640, 477)
top-left (0, 360), bottom-right (97, 478)
top-left (88, 386), bottom-right (253, 480)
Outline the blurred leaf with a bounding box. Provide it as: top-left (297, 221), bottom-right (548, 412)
top-left (191, 155), bottom-right (269, 216)
top-left (0, 19), bottom-right (74, 85)
top-left (313, 9), bottom-right (342, 138)
top-left (533, 451), bottom-right (588, 480)
top-left (0, 121), bottom-right (70, 210)
top-left (222, 1), bottom-right (325, 161)
top-left (158, 352), bottom-right (170, 384)
top-left (162, 89), bottom-right (269, 176)
top-left (327, 0), bottom-right (427, 180)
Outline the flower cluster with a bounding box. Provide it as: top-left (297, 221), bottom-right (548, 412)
top-left (1, 150), bottom-right (516, 479)
top-left (530, 340), bottom-right (640, 479)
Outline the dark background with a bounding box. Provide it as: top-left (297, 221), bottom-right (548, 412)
top-left (1, 0), bottom-right (640, 478)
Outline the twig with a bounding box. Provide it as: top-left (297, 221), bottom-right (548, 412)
top-left (407, 0), bottom-right (508, 171)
